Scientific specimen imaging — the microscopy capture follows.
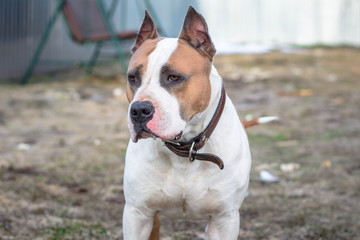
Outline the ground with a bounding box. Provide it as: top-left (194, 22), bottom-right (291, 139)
top-left (0, 47), bottom-right (359, 240)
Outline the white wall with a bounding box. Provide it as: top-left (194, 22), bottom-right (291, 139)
top-left (198, 0), bottom-right (360, 46)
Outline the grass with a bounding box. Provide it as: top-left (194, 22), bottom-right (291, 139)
top-left (321, 128), bottom-right (342, 141)
top-left (1, 48), bottom-right (360, 239)
top-left (46, 222), bottom-right (108, 240)
top-left (247, 132), bottom-right (289, 144)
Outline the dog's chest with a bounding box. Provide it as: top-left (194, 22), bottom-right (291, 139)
top-left (144, 168), bottom-right (226, 219)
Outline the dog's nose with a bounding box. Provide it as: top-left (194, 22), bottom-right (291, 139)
top-left (130, 101), bottom-right (155, 124)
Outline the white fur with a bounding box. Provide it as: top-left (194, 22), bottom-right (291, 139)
top-left (123, 39), bottom-right (251, 240)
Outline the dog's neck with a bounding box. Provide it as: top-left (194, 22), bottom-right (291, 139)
top-left (180, 66), bottom-right (223, 142)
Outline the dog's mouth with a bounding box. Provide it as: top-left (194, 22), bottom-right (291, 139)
top-left (133, 124), bottom-right (183, 143)
top-left (135, 126), bottom-right (157, 142)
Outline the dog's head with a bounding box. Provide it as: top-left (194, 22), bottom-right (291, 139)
top-left (126, 6), bottom-right (216, 142)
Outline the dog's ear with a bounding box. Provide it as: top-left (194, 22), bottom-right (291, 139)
top-left (179, 6), bottom-right (216, 60)
top-left (131, 10), bottom-right (158, 54)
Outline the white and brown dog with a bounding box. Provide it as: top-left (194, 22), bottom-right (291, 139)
top-left (123, 6), bottom-right (264, 240)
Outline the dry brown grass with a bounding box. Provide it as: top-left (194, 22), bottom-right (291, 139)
top-left (0, 47), bottom-right (359, 239)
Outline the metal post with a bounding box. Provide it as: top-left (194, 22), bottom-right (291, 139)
top-left (21, 0), bottom-right (65, 84)
top-left (86, 42), bottom-right (103, 74)
top-left (86, 0), bottom-right (120, 73)
top-left (96, 0), bottom-right (127, 73)
top-left (108, 0), bottom-right (119, 16)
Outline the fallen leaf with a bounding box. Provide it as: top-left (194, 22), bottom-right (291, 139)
top-left (333, 97), bottom-right (343, 105)
top-left (277, 89), bottom-right (313, 97)
top-left (322, 159), bottom-right (332, 168)
top-left (276, 140), bottom-right (299, 147)
top-left (255, 163), bottom-right (278, 171)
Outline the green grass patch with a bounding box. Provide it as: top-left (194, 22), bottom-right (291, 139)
top-left (322, 129), bottom-right (342, 141)
top-left (47, 222), bottom-right (108, 240)
top-left (248, 132), bottom-right (289, 144)
top-left (173, 233), bottom-right (192, 240)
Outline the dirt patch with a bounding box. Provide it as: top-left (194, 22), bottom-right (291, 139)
top-left (0, 47), bottom-right (359, 239)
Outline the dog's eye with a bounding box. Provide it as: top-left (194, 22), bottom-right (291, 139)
top-left (168, 75), bottom-right (179, 81)
top-left (128, 75), bottom-right (136, 83)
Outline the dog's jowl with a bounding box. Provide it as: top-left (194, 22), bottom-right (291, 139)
top-left (123, 6), bottom-right (251, 240)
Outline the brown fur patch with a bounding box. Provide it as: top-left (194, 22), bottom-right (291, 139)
top-left (148, 212), bottom-right (160, 240)
top-left (126, 38), bottom-right (164, 103)
top-left (165, 39), bottom-right (212, 121)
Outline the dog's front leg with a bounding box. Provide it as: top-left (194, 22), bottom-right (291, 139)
top-left (123, 204), bottom-right (154, 240)
top-left (206, 210), bottom-right (240, 240)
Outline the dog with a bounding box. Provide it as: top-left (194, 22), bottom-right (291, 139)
top-left (123, 6), bottom-right (275, 239)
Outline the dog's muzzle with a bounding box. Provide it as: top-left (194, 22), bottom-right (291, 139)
top-left (130, 101), bottom-right (155, 139)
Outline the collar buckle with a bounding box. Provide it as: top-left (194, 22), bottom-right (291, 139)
top-left (189, 141), bottom-right (196, 162)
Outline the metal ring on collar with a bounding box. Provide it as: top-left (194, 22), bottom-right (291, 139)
top-left (189, 142), bottom-right (195, 162)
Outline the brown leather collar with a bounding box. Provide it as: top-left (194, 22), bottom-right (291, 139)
top-left (163, 84), bottom-right (226, 169)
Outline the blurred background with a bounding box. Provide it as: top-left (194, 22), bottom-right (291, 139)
top-left (1, 0), bottom-right (359, 81)
top-left (0, 0), bottom-right (359, 239)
